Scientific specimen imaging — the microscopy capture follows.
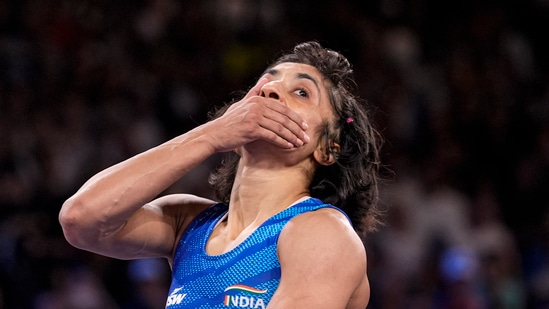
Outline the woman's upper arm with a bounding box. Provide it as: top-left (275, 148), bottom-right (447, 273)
top-left (75, 194), bottom-right (214, 260)
top-left (268, 208), bottom-right (370, 309)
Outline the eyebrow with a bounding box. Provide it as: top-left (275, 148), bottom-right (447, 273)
top-left (264, 68), bottom-right (321, 95)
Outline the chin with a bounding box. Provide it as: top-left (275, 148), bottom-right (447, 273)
top-left (242, 141), bottom-right (309, 166)
top-left (250, 140), bottom-right (301, 153)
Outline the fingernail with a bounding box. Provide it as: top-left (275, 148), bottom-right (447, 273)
top-left (303, 133), bottom-right (310, 143)
top-left (296, 138), bottom-right (304, 146)
top-left (302, 122), bottom-right (308, 130)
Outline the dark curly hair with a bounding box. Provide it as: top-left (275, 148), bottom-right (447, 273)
top-left (208, 41), bottom-right (383, 235)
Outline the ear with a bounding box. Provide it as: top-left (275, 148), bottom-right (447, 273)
top-left (313, 142), bottom-right (340, 166)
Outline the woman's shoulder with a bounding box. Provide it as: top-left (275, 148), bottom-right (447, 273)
top-left (148, 193), bottom-right (219, 235)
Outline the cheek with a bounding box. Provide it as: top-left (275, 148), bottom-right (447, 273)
top-left (304, 131), bottom-right (324, 158)
top-left (303, 112), bottom-right (324, 131)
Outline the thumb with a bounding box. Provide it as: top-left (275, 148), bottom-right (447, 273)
top-left (244, 77), bottom-right (269, 99)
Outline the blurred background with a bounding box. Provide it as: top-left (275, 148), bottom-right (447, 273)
top-left (0, 0), bottom-right (548, 308)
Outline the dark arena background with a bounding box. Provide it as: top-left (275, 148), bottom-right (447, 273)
top-left (1, 0), bottom-right (548, 308)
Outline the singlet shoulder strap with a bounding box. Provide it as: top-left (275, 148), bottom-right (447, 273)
top-left (271, 197), bottom-right (352, 225)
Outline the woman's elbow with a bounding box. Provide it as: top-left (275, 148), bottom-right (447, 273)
top-left (59, 197), bottom-right (95, 249)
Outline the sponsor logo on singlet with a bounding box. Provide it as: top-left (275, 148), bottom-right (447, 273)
top-left (223, 284), bottom-right (267, 308)
top-left (166, 286), bottom-right (187, 306)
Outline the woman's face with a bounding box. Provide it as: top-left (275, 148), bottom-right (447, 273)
top-left (260, 62), bottom-right (335, 138)
top-left (249, 62), bottom-right (337, 166)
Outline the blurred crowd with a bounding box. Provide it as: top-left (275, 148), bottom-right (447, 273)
top-left (0, 0), bottom-right (548, 308)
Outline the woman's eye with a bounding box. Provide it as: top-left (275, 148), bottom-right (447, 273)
top-left (295, 88), bottom-right (309, 98)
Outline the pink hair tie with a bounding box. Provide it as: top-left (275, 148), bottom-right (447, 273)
top-left (346, 117), bottom-right (354, 124)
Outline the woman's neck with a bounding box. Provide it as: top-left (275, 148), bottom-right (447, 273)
top-left (226, 164), bottom-right (310, 231)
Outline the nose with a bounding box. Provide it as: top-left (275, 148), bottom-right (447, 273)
top-left (260, 82), bottom-right (281, 100)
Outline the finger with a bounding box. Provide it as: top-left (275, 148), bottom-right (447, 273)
top-left (236, 98), bottom-right (305, 148)
top-left (244, 78), bottom-right (269, 99)
top-left (265, 99), bottom-right (309, 131)
top-left (258, 130), bottom-right (296, 149)
top-left (259, 118), bottom-right (309, 147)
top-left (262, 100), bottom-right (310, 144)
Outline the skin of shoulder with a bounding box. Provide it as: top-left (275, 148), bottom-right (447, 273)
top-left (149, 194), bottom-right (216, 258)
top-left (268, 207), bottom-right (370, 309)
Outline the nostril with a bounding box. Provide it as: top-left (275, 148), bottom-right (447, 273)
top-left (268, 92), bottom-right (279, 100)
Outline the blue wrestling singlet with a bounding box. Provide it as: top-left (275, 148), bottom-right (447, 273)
top-left (165, 197), bottom-right (349, 309)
